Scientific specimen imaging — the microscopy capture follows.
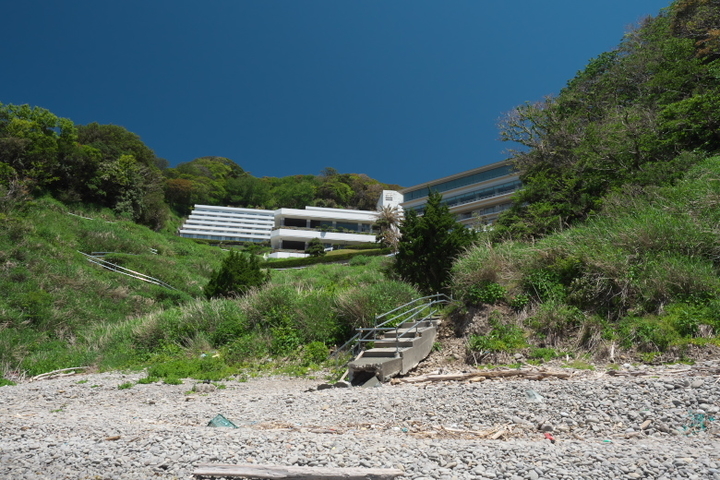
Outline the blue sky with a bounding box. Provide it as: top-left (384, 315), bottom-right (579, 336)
top-left (3, 1), bottom-right (670, 187)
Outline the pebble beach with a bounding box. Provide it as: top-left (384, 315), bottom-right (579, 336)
top-left (1, 362), bottom-right (719, 480)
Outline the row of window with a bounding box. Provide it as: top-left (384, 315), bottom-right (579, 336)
top-left (403, 164), bottom-right (514, 201)
top-left (190, 215), bottom-right (273, 222)
top-left (193, 210), bottom-right (272, 218)
top-left (408, 180), bottom-right (521, 214)
top-left (457, 202), bottom-right (513, 220)
top-left (180, 234), bottom-right (266, 242)
top-left (182, 228), bottom-right (270, 236)
top-left (185, 222), bottom-right (271, 231)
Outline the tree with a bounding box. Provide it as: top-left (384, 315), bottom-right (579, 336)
top-left (204, 251), bottom-right (269, 299)
top-left (394, 191), bottom-right (476, 295)
top-left (305, 238), bottom-right (327, 257)
top-left (374, 204), bottom-right (403, 252)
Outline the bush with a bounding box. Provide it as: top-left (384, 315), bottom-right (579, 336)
top-left (205, 251), bottom-right (269, 299)
top-left (525, 301), bottom-right (584, 347)
top-left (301, 341), bottom-right (329, 366)
top-left (468, 318), bottom-right (527, 353)
top-left (336, 281), bottom-right (419, 330)
top-left (224, 334), bottom-right (270, 364)
top-left (395, 191), bottom-right (476, 294)
top-left (147, 356), bottom-right (236, 382)
top-left (463, 282), bottom-right (506, 305)
top-left (529, 347), bottom-right (558, 361)
top-left (305, 238), bottom-right (326, 257)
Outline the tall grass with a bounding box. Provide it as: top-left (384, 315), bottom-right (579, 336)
top-left (0, 196), bottom-right (223, 375)
top-left (1, 206), bottom-right (420, 377)
top-left (453, 156), bottom-right (720, 356)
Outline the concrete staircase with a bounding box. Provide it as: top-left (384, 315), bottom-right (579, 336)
top-left (347, 317), bottom-right (441, 385)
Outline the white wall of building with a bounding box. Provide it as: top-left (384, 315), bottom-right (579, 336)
top-left (178, 205), bottom-right (274, 242)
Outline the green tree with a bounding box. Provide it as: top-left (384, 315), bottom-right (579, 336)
top-left (394, 191), bottom-right (476, 295)
top-left (204, 251), bottom-right (269, 299)
top-left (494, 2), bottom-right (720, 240)
top-left (305, 238), bottom-right (327, 257)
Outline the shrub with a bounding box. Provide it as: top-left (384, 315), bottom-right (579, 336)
top-left (270, 327), bottom-right (302, 356)
top-left (508, 293), bottom-right (530, 311)
top-left (616, 315), bottom-right (681, 352)
top-left (468, 318), bottom-right (527, 353)
top-left (305, 238), bottom-right (326, 257)
top-left (147, 356), bottom-right (236, 382)
top-left (204, 251), bottom-right (269, 299)
top-left (301, 341), bottom-right (329, 366)
top-left (529, 347), bottom-right (558, 361)
top-left (336, 281), bottom-right (419, 330)
top-left (224, 334), bottom-right (270, 364)
top-left (395, 191), bottom-right (476, 294)
top-left (525, 301), bottom-right (584, 347)
top-left (463, 282), bottom-right (507, 305)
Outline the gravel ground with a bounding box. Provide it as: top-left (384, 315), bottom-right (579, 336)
top-left (1, 362), bottom-right (719, 480)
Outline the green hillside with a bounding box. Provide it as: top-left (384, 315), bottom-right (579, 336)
top-left (3, 0), bottom-right (720, 380)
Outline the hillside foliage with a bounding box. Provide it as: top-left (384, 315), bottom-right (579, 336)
top-left (494, 0), bottom-right (720, 240)
top-left (0, 103), bottom-right (399, 234)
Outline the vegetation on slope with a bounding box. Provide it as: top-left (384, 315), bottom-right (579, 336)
top-left (495, 0), bottom-right (720, 240)
top-left (453, 157), bottom-right (720, 362)
top-left (0, 193), bottom-right (418, 378)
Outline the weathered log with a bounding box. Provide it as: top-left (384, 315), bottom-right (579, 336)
top-left (31, 367), bottom-right (89, 382)
top-left (394, 369), bottom-right (570, 384)
top-left (193, 464), bottom-right (404, 479)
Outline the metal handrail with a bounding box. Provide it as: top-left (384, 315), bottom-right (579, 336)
top-left (334, 293), bottom-right (452, 358)
top-left (79, 251), bottom-right (178, 290)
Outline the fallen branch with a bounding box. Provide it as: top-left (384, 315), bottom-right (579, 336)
top-left (193, 464), bottom-right (404, 479)
top-left (393, 369), bottom-right (570, 384)
top-left (31, 367), bottom-right (89, 382)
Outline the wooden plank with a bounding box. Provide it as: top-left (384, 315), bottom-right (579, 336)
top-left (193, 463), bottom-right (404, 479)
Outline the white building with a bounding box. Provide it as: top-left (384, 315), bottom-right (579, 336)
top-left (376, 190), bottom-right (404, 210)
top-left (400, 160), bottom-right (521, 227)
top-left (269, 206), bottom-right (378, 258)
top-left (178, 205), bottom-right (274, 243)
top-left (178, 202), bottom-right (395, 259)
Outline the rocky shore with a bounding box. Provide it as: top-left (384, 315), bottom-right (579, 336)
top-left (1, 362), bottom-right (719, 479)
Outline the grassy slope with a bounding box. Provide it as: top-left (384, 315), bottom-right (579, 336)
top-left (0, 196), bottom-right (222, 375)
top-left (452, 156), bottom-right (720, 362)
top-left (0, 198), bottom-right (418, 378)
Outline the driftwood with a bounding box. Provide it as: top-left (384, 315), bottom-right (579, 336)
top-left (193, 464), bottom-right (404, 479)
top-left (440, 424), bottom-right (511, 439)
top-left (606, 366), bottom-right (720, 378)
top-left (392, 369), bottom-right (570, 384)
top-left (31, 367), bottom-right (89, 382)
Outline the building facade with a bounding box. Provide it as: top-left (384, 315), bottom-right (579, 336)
top-left (400, 160), bottom-right (521, 227)
top-left (178, 204), bottom-right (383, 259)
top-left (177, 205), bottom-right (275, 243)
top-left (270, 206), bottom-right (377, 258)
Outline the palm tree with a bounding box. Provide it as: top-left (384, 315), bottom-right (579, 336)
top-left (374, 205), bottom-right (403, 252)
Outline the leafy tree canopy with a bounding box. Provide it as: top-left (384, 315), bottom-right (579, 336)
top-left (494, 0), bottom-right (720, 240)
top-left (394, 191), bottom-right (476, 295)
top-left (204, 250), bottom-right (270, 299)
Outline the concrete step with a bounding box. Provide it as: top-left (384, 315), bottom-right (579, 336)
top-left (373, 339), bottom-right (415, 349)
top-left (383, 328), bottom-right (423, 339)
top-left (362, 347), bottom-right (410, 358)
top-left (399, 318), bottom-right (440, 329)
